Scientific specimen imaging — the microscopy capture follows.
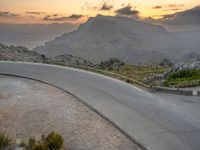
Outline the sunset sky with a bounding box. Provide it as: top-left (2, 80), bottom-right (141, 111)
top-left (0, 0), bottom-right (199, 24)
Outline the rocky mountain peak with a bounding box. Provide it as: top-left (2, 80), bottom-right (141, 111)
top-left (33, 15), bottom-right (198, 65)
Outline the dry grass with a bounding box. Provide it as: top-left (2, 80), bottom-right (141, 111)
top-left (103, 64), bottom-right (167, 82)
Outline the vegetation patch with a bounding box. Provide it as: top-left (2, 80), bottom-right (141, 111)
top-left (101, 64), bottom-right (167, 83)
top-left (164, 69), bottom-right (200, 87)
top-left (0, 132), bottom-right (64, 150)
top-left (0, 133), bottom-right (12, 149)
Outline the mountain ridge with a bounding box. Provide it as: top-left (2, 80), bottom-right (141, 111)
top-left (33, 15), bottom-right (199, 65)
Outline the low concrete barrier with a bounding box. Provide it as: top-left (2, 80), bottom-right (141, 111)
top-left (71, 65), bottom-right (197, 96)
top-left (151, 86), bottom-right (193, 96)
top-left (71, 65), bottom-right (151, 89)
top-left (197, 91), bottom-right (200, 96)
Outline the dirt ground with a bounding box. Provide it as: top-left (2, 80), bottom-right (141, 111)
top-left (0, 75), bottom-right (140, 150)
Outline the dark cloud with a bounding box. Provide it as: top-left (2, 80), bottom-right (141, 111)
top-left (67, 14), bottom-right (83, 19)
top-left (153, 6), bottom-right (162, 9)
top-left (43, 16), bottom-right (68, 21)
top-left (168, 4), bottom-right (184, 8)
top-left (43, 14), bottom-right (84, 21)
top-left (144, 4), bottom-right (185, 23)
top-left (115, 5), bottom-right (139, 16)
top-left (142, 5), bottom-right (200, 31)
top-left (26, 12), bottom-right (45, 15)
top-left (163, 8), bottom-right (182, 11)
top-left (53, 14), bottom-right (59, 17)
top-left (152, 4), bottom-right (184, 11)
top-left (161, 5), bottom-right (200, 25)
top-left (143, 14), bottom-right (177, 24)
top-left (0, 12), bottom-right (9, 16)
top-left (0, 11), bottom-right (19, 17)
top-left (100, 3), bottom-right (113, 11)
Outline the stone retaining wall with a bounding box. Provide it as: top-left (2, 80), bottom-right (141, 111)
top-left (151, 86), bottom-right (193, 96)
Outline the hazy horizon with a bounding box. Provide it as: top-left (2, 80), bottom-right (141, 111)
top-left (0, 0), bottom-right (200, 48)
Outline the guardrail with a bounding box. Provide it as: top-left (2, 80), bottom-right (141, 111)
top-left (150, 86), bottom-right (193, 96)
top-left (70, 65), bottom-right (151, 89)
top-left (69, 65), bottom-right (198, 96)
top-left (168, 80), bottom-right (200, 88)
top-left (2, 61), bottom-right (196, 96)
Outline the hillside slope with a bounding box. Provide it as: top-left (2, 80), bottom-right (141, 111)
top-left (0, 43), bottom-right (50, 63)
top-left (0, 43), bottom-right (93, 67)
top-left (34, 15), bottom-right (195, 65)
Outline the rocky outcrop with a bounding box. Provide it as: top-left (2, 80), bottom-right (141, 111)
top-left (0, 43), bottom-right (52, 63)
top-left (96, 58), bottom-right (124, 70)
top-left (53, 54), bottom-right (93, 67)
top-left (0, 43), bottom-right (94, 67)
top-left (162, 61), bottom-right (200, 79)
top-left (143, 61), bottom-right (200, 84)
top-left (159, 59), bottom-right (173, 67)
top-left (181, 52), bottom-right (200, 62)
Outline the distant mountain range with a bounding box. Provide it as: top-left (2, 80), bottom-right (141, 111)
top-left (33, 15), bottom-right (200, 65)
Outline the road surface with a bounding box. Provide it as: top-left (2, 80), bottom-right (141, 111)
top-left (0, 62), bottom-right (200, 150)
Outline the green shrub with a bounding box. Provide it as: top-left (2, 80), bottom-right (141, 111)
top-left (0, 133), bottom-right (12, 149)
top-left (0, 132), bottom-right (64, 150)
top-left (19, 132), bottom-right (64, 150)
top-left (45, 132), bottom-right (64, 150)
top-left (165, 69), bottom-right (200, 86)
top-left (169, 69), bottom-right (200, 79)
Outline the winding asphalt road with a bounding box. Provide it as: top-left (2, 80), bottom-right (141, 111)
top-left (0, 62), bottom-right (200, 150)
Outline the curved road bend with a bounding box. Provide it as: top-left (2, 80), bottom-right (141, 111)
top-left (0, 62), bottom-right (200, 150)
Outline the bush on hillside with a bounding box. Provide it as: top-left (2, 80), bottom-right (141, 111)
top-left (164, 69), bottom-right (200, 86)
top-left (0, 132), bottom-right (64, 150)
top-left (45, 132), bottom-right (64, 150)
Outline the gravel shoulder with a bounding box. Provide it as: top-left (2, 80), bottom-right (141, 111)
top-left (0, 75), bottom-right (140, 150)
